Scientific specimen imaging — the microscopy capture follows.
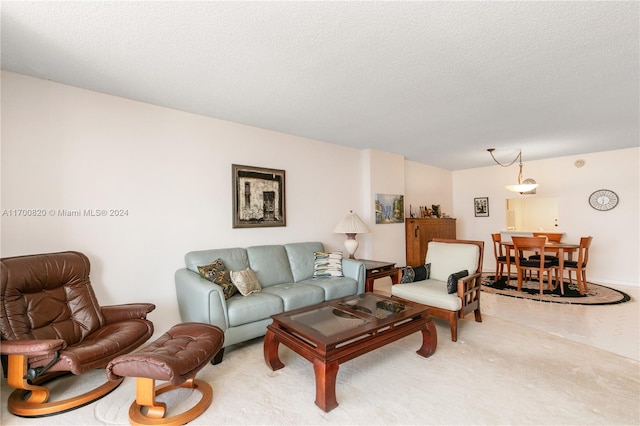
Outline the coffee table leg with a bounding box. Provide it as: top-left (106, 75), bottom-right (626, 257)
top-left (263, 330), bottom-right (284, 370)
top-left (416, 319), bottom-right (438, 358)
top-left (313, 359), bottom-right (339, 412)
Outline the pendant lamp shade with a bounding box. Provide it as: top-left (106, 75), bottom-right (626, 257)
top-left (487, 148), bottom-right (539, 194)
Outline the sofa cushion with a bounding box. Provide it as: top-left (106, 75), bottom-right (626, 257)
top-left (261, 283), bottom-right (325, 311)
top-left (185, 248), bottom-right (249, 274)
top-left (391, 279), bottom-right (462, 311)
top-left (313, 251), bottom-right (344, 277)
top-left (226, 293), bottom-right (283, 327)
top-left (197, 259), bottom-right (238, 299)
top-left (230, 268), bottom-right (262, 296)
top-left (284, 242), bottom-right (325, 282)
top-left (246, 245), bottom-right (294, 287)
top-left (301, 276), bottom-right (358, 300)
top-left (426, 242), bottom-right (479, 282)
top-left (446, 270), bottom-right (469, 294)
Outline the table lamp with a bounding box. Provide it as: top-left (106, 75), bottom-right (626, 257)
top-left (333, 210), bottom-right (369, 259)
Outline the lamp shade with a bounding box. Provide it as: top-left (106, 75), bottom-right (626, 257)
top-left (333, 211), bottom-right (369, 234)
top-left (488, 148), bottom-right (540, 194)
top-left (505, 183), bottom-right (539, 193)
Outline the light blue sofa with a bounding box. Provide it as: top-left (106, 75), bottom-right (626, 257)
top-left (175, 242), bottom-right (365, 363)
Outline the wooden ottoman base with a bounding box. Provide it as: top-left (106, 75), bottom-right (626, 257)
top-left (129, 377), bottom-right (212, 426)
top-left (106, 322), bottom-right (224, 426)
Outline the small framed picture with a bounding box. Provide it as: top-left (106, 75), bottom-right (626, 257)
top-left (375, 193), bottom-right (405, 224)
top-left (232, 164), bottom-right (286, 228)
top-left (474, 197), bottom-right (489, 217)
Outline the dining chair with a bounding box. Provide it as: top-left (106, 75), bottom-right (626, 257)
top-left (512, 236), bottom-right (558, 295)
top-left (557, 236), bottom-right (593, 295)
top-left (491, 233), bottom-right (520, 283)
top-left (529, 232), bottom-right (561, 262)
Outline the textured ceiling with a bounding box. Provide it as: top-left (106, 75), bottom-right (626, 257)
top-left (1, 1), bottom-right (638, 170)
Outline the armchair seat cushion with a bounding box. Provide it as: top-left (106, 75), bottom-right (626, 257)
top-left (48, 319), bottom-right (154, 375)
top-left (392, 279), bottom-right (462, 311)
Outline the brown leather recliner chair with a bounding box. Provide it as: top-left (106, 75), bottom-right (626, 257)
top-left (0, 251), bottom-right (155, 417)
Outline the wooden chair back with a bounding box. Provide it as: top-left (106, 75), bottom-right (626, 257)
top-left (576, 236), bottom-right (593, 267)
top-left (562, 236), bottom-right (593, 295)
top-left (511, 236), bottom-right (556, 295)
top-left (533, 232), bottom-right (562, 243)
top-left (491, 233), bottom-right (503, 259)
top-left (512, 236), bottom-right (546, 259)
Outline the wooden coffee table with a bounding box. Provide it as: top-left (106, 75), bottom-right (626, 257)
top-left (263, 293), bottom-right (437, 412)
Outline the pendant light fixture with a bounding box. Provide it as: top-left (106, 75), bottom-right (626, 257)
top-left (487, 148), bottom-right (538, 194)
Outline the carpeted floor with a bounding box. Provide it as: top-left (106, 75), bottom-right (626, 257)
top-left (2, 314), bottom-right (638, 425)
top-left (482, 275), bottom-right (631, 305)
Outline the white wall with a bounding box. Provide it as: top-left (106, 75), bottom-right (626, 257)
top-left (404, 160), bottom-right (454, 220)
top-left (364, 150), bottom-right (406, 265)
top-left (2, 72), bottom-right (638, 343)
top-left (0, 72), bottom-right (368, 333)
top-left (452, 148), bottom-right (640, 287)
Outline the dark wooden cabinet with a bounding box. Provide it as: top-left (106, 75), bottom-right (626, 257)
top-left (405, 218), bottom-right (456, 267)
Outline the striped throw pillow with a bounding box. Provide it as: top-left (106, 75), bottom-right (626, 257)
top-left (313, 251), bottom-right (344, 278)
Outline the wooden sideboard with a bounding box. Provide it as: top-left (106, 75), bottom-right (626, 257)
top-left (405, 218), bottom-right (457, 267)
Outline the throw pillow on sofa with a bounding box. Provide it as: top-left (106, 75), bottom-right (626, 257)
top-left (230, 268), bottom-right (262, 296)
top-left (313, 251), bottom-right (343, 277)
top-left (198, 259), bottom-right (238, 299)
top-left (446, 269), bottom-right (469, 294)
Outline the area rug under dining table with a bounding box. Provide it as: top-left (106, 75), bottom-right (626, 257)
top-left (481, 275), bottom-right (631, 305)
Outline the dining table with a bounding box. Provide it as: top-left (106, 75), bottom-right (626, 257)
top-left (501, 241), bottom-right (580, 294)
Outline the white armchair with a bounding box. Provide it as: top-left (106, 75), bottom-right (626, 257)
top-left (392, 239), bottom-right (484, 341)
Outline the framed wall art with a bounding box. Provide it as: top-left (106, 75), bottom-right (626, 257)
top-left (375, 194), bottom-right (404, 224)
top-left (232, 164), bottom-right (286, 228)
top-left (474, 197), bottom-right (489, 217)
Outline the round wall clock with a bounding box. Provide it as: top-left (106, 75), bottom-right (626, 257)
top-left (589, 189), bottom-right (619, 211)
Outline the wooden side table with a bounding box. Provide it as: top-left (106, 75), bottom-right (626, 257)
top-left (360, 260), bottom-right (401, 293)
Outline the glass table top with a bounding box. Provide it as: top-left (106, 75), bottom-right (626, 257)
top-left (289, 294), bottom-right (407, 337)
